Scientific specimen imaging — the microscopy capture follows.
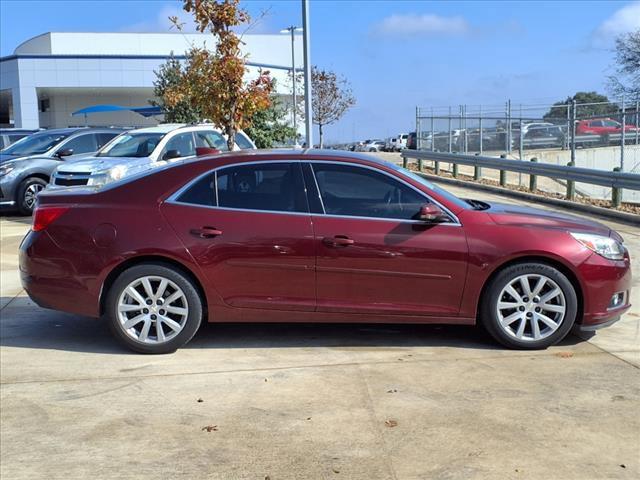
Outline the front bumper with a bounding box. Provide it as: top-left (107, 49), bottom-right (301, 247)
top-left (578, 251), bottom-right (632, 328)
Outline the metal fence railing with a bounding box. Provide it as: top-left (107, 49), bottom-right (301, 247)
top-left (401, 150), bottom-right (640, 208)
top-left (415, 100), bottom-right (640, 174)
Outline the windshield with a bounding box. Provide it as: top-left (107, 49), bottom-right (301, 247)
top-left (2, 132), bottom-right (69, 155)
top-left (97, 132), bottom-right (165, 158)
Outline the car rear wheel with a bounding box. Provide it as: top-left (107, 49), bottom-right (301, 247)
top-left (105, 263), bottom-right (203, 354)
top-left (17, 177), bottom-right (47, 215)
top-left (480, 263), bottom-right (577, 349)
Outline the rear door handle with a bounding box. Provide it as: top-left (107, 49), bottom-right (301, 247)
top-left (190, 226), bottom-right (223, 239)
top-left (322, 235), bottom-right (355, 247)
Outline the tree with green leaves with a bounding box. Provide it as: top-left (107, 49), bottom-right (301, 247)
top-left (244, 91), bottom-right (297, 148)
top-left (542, 91), bottom-right (618, 123)
top-left (150, 54), bottom-right (201, 123)
top-left (607, 29), bottom-right (640, 102)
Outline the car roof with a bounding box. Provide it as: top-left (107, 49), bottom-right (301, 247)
top-left (199, 148), bottom-right (392, 166)
top-left (27, 127), bottom-right (122, 136)
top-left (125, 124), bottom-right (223, 134)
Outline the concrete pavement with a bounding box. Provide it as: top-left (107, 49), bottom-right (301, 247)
top-left (1, 185), bottom-right (639, 479)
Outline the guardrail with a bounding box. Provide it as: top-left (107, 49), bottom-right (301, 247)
top-left (401, 150), bottom-right (640, 207)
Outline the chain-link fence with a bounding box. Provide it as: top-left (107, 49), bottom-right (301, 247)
top-left (416, 100), bottom-right (639, 166)
top-left (415, 99), bottom-right (640, 203)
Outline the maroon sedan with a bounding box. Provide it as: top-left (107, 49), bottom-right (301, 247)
top-left (20, 150), bottom-right (631, 353)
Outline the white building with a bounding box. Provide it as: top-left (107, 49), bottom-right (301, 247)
top-left (0, 32), bottom-right (301, 129)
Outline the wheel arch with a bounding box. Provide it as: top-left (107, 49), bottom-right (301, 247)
top-left (99, 254), bottom-right (209, 318)
top-left (476, 255), bottom-right (584, 324)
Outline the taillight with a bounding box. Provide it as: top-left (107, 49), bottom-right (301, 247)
top-left (32, 206), bottom-right (70, 232)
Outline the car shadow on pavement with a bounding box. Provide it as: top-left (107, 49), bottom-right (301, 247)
top-left (0, 298), bottom-right (589, 354)
top-left (0, 212), bottom-right (32, 224)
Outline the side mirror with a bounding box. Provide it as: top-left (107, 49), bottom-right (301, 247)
top-left (56, 148), bottom-right (74, 158)
top-left (163, 149), bottom-right (181, 160)
top-left (195, 147), bottom-right (220, 157)
top-left (418, 204), bottom-right (448, 223)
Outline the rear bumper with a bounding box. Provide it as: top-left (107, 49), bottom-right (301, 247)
top-left (19, 229), bottom-right (100, 317)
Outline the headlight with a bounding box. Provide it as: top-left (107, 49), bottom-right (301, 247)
top-left (570, 232), bottom-right (625, 261)
top-left (86, 165), bottom-right (128, 187)
top-left (0, 164), bottom-right (16, 177)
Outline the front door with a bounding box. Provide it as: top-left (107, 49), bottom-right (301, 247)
top-left (162, 161), bottom-right (316, 311)
top-left (309, 162), bottom-right (468, 316)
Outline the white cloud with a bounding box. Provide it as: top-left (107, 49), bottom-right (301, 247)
top-left (593, 1), bottom-right (640, 45)
top-left (373, 13), bottom-right (470, 37)
top-left (122, 5), bottom-right (199, 33)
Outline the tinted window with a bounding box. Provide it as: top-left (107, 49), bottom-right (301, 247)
top-left (97, 132), bottom-right (119, 149)
top-left (312, 163), bottom-right (427, 220)
top-left (162, 132), bottom-right (195, 159)
top-left (62, 134), bottom-right (98, 155)
top-left (217, 163), bottom-right (306, 213)
top-left (176, 173), bottom-right (216, 206)
top-left (195, 130), bottom-right (228, 151)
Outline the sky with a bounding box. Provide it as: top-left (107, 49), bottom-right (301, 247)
top-left (1, 0), bottom-right (639, 143)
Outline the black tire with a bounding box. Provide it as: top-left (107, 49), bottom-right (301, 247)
top-left (16, 177), bottom-right (48, 215)
top-left (480, 262), bottom-right (578, 350)
top-left (105, 263), bottom-right (203, 354)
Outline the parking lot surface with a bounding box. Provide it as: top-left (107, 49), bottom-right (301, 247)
top-left (1, 185), bottom-right (639, 480)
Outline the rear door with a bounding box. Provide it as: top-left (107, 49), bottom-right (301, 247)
top-left (307, 162), bottom-right (468, 317)
top-left (162, 161), bottom-right (316, 311)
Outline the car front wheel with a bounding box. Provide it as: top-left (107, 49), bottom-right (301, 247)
top-left (481, 263), bottom-right (577, 349)
top-left (105, 263), bottom-right (203, 354)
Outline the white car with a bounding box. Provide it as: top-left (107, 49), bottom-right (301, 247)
top-left (362, 139), bottom-right (386, 152)
top-left (51, 124), bottom-right (255, 188)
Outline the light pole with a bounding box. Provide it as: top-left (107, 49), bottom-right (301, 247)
top-left (280, 26), bottom-right (302, 146)
top-left (302, 0), bottom-right (313, 148)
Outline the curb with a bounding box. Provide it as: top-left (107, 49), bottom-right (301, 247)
top-left (415, 172), bottom-right (640, 226)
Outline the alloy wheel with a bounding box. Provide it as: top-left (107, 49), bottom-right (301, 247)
top-left (117, 275), bottom-right (189, 344)
top-left (24, 183), bottom-right (45, 209)
top-left (495, 274), bottom-right (566, 342)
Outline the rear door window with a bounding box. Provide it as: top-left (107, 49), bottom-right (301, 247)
top-left (62, 133), bottom-right (98, 155)
top-left (97, 132), bottom-right (119, 149)
top-left (174, 162), bottom-right (308, 214)
top-left (217, 163), bottom-right (307, 213)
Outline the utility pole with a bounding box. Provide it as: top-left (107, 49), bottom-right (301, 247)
top-left (302, 0), bottom-right (313, 148)
top-left (281, 26), bottom-right (300, 145)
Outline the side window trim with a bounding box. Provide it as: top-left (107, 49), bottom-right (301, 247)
top-left (165, 160), bottom-right (460, 225)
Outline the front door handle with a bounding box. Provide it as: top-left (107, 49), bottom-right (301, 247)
top-left (322, 235), bottom-right (355, 247)
top-left (190, 226), bottom-right (223, 239)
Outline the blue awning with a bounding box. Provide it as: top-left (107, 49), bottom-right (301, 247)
top-left (72, 105), bottom-right (162, 118)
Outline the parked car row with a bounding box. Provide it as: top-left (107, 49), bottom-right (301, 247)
top-left (0, 124), bottom-right (256, 215)
top-left (423, 118), bottom-right (639, 153)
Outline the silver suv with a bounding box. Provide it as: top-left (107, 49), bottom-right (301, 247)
top-left (0, 127), bottom-right (122, 214)
top-left (51, 124), bottom-right (256, 188)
